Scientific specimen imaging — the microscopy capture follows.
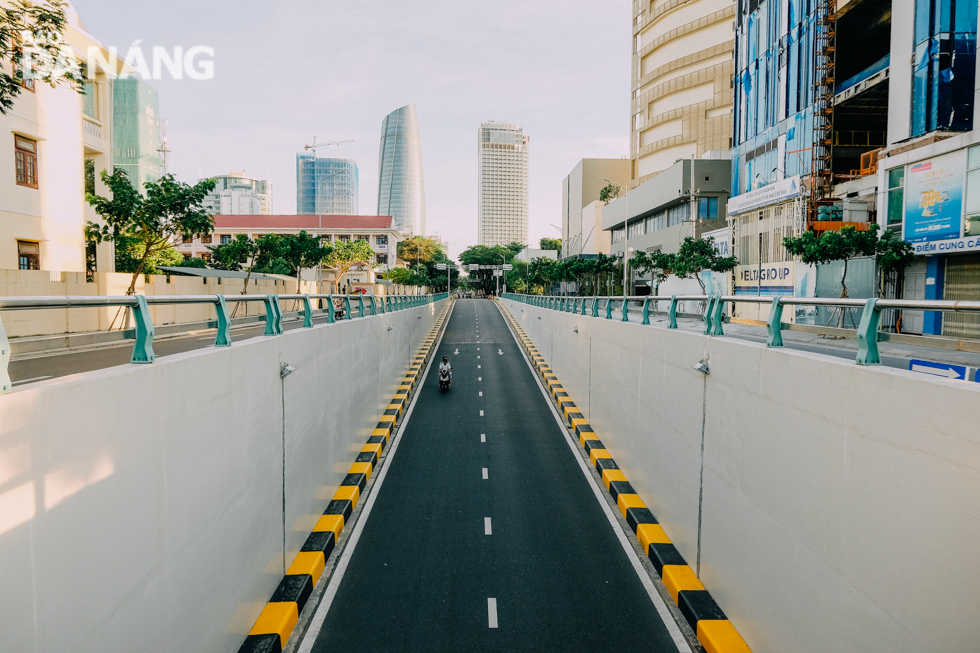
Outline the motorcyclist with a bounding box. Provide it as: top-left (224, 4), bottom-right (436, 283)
top-left (439, 356), bottom-right (452, 381)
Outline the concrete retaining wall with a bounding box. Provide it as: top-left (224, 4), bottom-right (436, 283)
top-left (0, 299), bottom-right (446, 652)
top-left (502, 298), bottom-right (980, 653)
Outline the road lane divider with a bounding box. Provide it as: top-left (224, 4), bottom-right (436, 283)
top-left (238, 301), bottom-right (453, 653)
top-left (496, 302), bottom-right (752, 653)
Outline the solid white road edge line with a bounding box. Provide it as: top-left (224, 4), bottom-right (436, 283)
top-left (296, 300), bottom-right (455, 653)
top-left (494, 302), bottom-right (693, 653)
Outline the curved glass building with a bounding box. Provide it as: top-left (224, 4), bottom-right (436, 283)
top-left (377, 105), bottom-right (426, 235)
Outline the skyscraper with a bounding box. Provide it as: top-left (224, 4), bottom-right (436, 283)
top-left (201, 171), bottom-right (273, 215)
top-left (112, 77), bottom-right (162, 192)
top-left (478, 121), bottom-right (528, 247)
top-left (296, 155), bottom-right (358, 215)
top-left (377, 105), bottom-right (426, 235)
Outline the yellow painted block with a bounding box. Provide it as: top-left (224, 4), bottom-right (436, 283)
top-left (249, 602), bottom-right (298, 643)
top-left (589, 449), bottom-right (612, 464)
top-left (387, 404), bottom-right (402, 413)
top-left (617, 493), bottom-right (646, 518)
top-left (570, 418), bottom-right (589, 429)
top-left (361, 443), bottom-right (382, 455)
top-left (636, 524), bottom-right (671, 550)
top-left (348, 461), bottom-right (373, 478)
top-left (601, 468), bottom-right (627, 487)
top-left (314, 514), bottom-right (344, 539)
top-left (394, 394), bottom-right (408, 400)
top-left (557, 395), bottom-right (573, 405)
top-left (662, 565), bottom-right (705, 603)
top-left (333, 485), bottom-right (360, 506)
top-left (398, 385), bottom-right (412, 393)
top-left (372, 427), bottom-right (391, 440)
top-left (697, 620), bottom-right (753, 653)
top-left (287, 550), bottom-right (326, 585)
top-left (379, 415), bottom-right (396, 424)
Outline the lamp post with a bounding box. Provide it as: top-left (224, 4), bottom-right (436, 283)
top-left (604, 178), bottom-right (629, 296)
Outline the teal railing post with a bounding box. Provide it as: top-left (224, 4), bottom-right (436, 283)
top-left (581, 298), bottom-right (588, 316)
top-left (668, 296), bottom-right (678, 329)
top-left (357, 295), bottom-right (366, 318)
top-left (621, 297), bottom-right (629, 322)
top-left (641, 297), bottom-right (652, 325)
top-left (0, 312), bottom-right (11, 393)
top-left (766, 297), bottom-right (785, 347)
top-left (326, 295), bottom-right (336, 323)
top-left (703, 295), bottom-right (716, 334)
top-left (855, 298), bottom-right (882, 365)
top-left (710, 295), bottom-right (725, 336)
top-left (573, 298), bottom-right (579, 314)
top-left (301, 295), bottom-right (314, 328)
top-left (344, 295), bottom-right (353, 320)
top-left (264, 294), bottom-right (283, 335)
top-left (377, 295), bottom-right (386, 314)
top-left (591, 297), bottom-right (599, 318)
top-left (130, 295), bottom-right (155, 363)
top-left (605, 297), bottom-right (613, 320)
top-left (215, 295), bottom-right (232, 346)
top-left (369, 296), bottom-right (378, 316)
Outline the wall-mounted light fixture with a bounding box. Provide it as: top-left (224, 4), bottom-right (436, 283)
top-left (280, 363), bottom-right (296, 379)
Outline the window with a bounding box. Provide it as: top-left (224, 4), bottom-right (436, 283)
top-left (182, 235), bottom-right (193, 244)
top-left (182, 253), bottom-right (191, 261)
top-left (201, 235), bottom-right (213, 244)
top-left (201, 252), bottom-right (212, 262)
top-left (697, 197), bottom-right (719, 221)
top-left (965, 146), bottom-right (980, 235)
top-left (219, 234), bottom-right (231, 244)
top-left (356, 235), bottom-right (369, 241)
top-left (17, 240), bottom-right (39, 270)
top-left (376, 235), bottom-right (388, 246)
top-left (376, 254), bottom-right (388, 265)
top-left (887, 167), bottom-right (905, 225)
top-left (15, 136), bottom-right (37, 188)
top-left (12, 47), bottom-right (35, 91)
top-left (339, 235), bottom-right (350, 242)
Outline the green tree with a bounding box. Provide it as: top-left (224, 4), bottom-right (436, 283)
top-left (458, 244), bottom-right (521, 294)
top-left (385, 267), bottom-right (413, 286)
top-left (281, 231), bottom-right (333, 294)
top-left (539, 237), bottom-right (562, 252)
top-left (650, 237), bottom-right (738, 294)
top-left (113, 236), bottom-right (184, 275)
top-left (327, 238), bottom-right (376, 293)
top-left (178, 257), bottom-right (208, 269)
top-left (86, 169), bottom-right (216, 295)
top-left (599, 183), bottom-right (621, 205)
top-left (783, 226), bottom-right (878, 298)
top-left (1, 0), bottom-right (82, 115)
top-left (396, 236), bottom-right (438, 266)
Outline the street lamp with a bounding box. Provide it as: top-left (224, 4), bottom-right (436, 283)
top-left (604, 178), bottom-right (629, 297)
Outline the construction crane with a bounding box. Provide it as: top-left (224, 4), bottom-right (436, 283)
top-left (304, 136), bottom-right (353, 154)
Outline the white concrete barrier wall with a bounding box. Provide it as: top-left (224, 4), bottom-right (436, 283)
top-left (0, 299), bottom-right (446, 653)
top-left (502, 298), bottom-right (980, 653)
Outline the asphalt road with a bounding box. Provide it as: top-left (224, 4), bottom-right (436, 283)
top-left (6, 311), bottom-right (337, 387)
top-left (304, 299), bottom-right (681, 652)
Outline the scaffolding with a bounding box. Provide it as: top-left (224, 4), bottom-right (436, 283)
top-left (809, 0), bottom-right (837, 222)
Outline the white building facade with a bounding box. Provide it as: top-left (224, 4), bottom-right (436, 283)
top-left (478, 121), bottom-right (529, 247)
top-left (201, 171), bottom-right (273, 215)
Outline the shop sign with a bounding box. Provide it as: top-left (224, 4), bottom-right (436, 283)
top-left (727, 176), bottom-right (802, 215)
top-left (911, 235), bottom-right (980, 254)
top-left (734, 263), bottom-right (795, 295)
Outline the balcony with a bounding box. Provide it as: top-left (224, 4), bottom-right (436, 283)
top-left (82, 116), bottom-right (106, 153)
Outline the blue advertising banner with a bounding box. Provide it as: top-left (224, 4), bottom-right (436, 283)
top-left (903, 151), bottom-right (966, 243)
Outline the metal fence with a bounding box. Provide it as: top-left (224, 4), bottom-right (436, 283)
top-left (502, 293), bottom-right (980, 367)
top-left (0, 293), bottom-right (449, 393)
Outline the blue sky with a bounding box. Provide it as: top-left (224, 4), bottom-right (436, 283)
top-left (72, 0), bottom-right (631, 258)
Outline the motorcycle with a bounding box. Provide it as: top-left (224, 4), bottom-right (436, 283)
top-left (439, 369), bottom-right (452, 392)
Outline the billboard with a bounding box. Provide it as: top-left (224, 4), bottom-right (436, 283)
top-left (903, 151), bottom-right (967, 243)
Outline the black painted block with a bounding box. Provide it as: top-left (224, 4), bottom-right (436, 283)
top-left (324, 499), bottom-right (352, 521)
top-left (270, 575), bottom-right (314, 613)
top-left (341, 473), bottom-right (367, 491)
top-left (648, 542), bottom-right (687, 575)
top-left (677, 590), bottom-right (727, 630)
top-left (237, 633), bottom-right (281, 653)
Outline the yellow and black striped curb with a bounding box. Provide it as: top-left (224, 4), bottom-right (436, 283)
top-left (238, 301), bottom-right (454, 653)
top-left (497, 304), bottom-right (753, 653)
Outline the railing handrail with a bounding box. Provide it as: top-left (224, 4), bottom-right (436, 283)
top-left (0, 292), bottom-right (448, 393)
top-left (501, 292), bottom-right (980, 367)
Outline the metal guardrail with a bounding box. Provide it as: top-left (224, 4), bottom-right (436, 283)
top-left (0, 292), bottom-right (449, 393)
top-left (502, 293), bottom-right (980, 367)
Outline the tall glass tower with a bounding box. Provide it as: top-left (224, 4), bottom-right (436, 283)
top-left (112, 77), bottom-right (162, 192)
top-left (296, 155), bottom-right (359, 215)
top-left (377, 105), bottom-right (426, 235)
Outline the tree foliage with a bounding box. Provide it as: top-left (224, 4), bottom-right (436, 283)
top-left (599, 183), bottom-right (621, 205)
top-left (178, 257), bottom-right (208, 269)
top-left (113, 236), bottom-right (184, 275)
top-left (539, 237), bottom-right (562, 252)
top-left (326, 238), bottom-right (376, 292)
top-left (458, 243), bottom-right (524, 294)
top-left (1, 0), bottom-right (82, 115)
top-left (86, 169), bottom-right (216, 294)
top-left (396, 236), bottom-right (439, 265)
top-left (664, 237), bottom-right (739, 293)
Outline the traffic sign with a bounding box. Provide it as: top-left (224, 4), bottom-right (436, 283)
top-left (469, 264), bottom-right (479, 271)
top-left (493, 270), bottom-right (502, 277)
top-left (436, 263), bottom-right (447, 270)
top-left (908, 359), bottom-right (976, 381)
top-left (503, 264), bottom-right (513, 271)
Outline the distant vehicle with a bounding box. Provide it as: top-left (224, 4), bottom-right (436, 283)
top-left (439, 368), bottom-right (451, 391)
